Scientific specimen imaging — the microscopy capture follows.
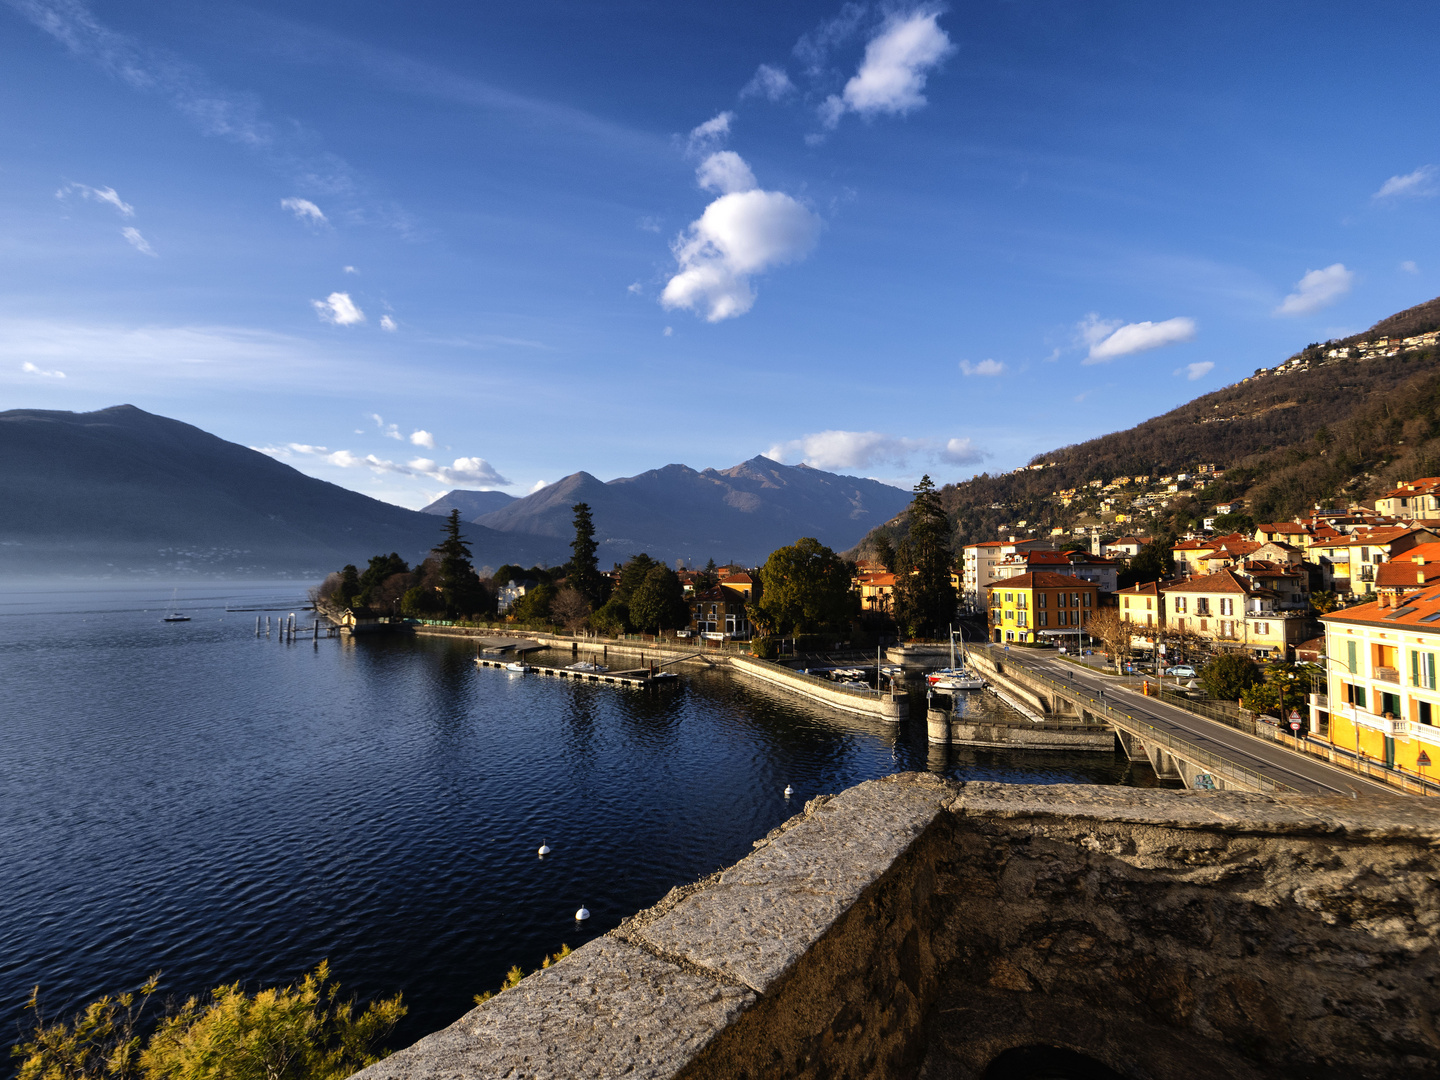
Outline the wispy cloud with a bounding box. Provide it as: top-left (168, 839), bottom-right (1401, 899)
top-left (820, 9), bottom-right (954, 130)
top-left (959, 358), bottom-right (1004, 376)
top-left (1275, 263), bottom-right (1352, 316)
top-left (766, 429), bottom-right (986, 471)
top-left (1401, 260), bottom-right (1420, 274)
top-left (121, 226), bottom-right (156, 256)
top-left (21, 361), bottom-right (66, 378)
top-left (793, 3), bottom-right (868, 75)
top-left (1374, 165), bottom-right (1437, 200)
top-left (312, 291), bottom-right (365, 325)
top-left (696, 151), bottom-right (758, 195)
top-left (260, 442), bottom-right (511, 487)
top-left (1178, 361), bottom-right (1214, 381)
top-left (281, 196), bottom-right (327, 224)
top-left (1082, 316), bottom-right (1196, 363)
top-left (741, 63), bottom-right (795, 102)
top-left (379, 315), bottom-right (397, 331)
top-left (55, 182), bottom-right (134, 216)
top-left (369, 413), bottom-right (402, 439)
top-left (686, 111), bottom-right (735, 155)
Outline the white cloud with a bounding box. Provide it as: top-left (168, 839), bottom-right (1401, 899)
top-left (1374, 165), bottom-right (1437, 200)
top-left (268, 442), bottom-right (511, 486)
top-left (121, 226), bottom-right (156, 256)
top-left (741, 64), bottom-right (795, 101)
top-left (687, 111), bottom-right (734, 154)
top-left (1083, 316), bottom-right (1197, 363)
top-left (959, 358), bottom-right (1004, 376)
top-left (696, 151), bottom-right (758, 195)
top-left (1275, 264), bottom-right (1352, 316)
top-left (56, 182), bottom-right (134, 217)
top-left (343, 265), bottom-right (358, 274)
top-left (823, 9), bottom-right (954, 128)
top-left (627, 282), bottom-right (643, 296)
top-left (765, 429), bottom-right (985, 472)
top-left (281, 196), bottom-right (327, 224)
top-left (1401, 260), bottom-right (1420, 274)
top-left (21, 361), bottom-right (65, 378)
top-left (637, 215), bottom-right (662, 233)
top-left (663, 326), bottom-right (673, 336)
top-left (793, 3), bottom-right (867, 74)
top-left (661, 188), bottom-right (821, 321)
top-left (312, 291), bottom-right (365, 325)
top-left (940, 437), bottom-right (984, 465)
top-left (1179, 361), bottom-right (1215, 381)
top-left (379, 315), bottom-right (397, 331)
top-left (528, 479), bottom-right (550, 494)
top-left (409, 429), bottom-right (435, 448)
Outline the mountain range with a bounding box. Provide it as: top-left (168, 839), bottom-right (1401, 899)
top-left (0, 406), bottom-right (909, 579)
top-left (420, 458), bottom-right (913, 568)
top-left (0, 405), bottom-right (565, 579)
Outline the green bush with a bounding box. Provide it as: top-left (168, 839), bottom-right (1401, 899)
top-left (750, 636), bottom-right (779, 660)
top-left (1200, 652), bottom-right (1262, 701)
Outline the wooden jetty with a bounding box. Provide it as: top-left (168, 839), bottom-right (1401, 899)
top-left (473, 657), bottom-right (678, 687)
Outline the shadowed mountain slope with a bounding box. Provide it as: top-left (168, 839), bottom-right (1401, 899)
top-left (436, 456), bottom-right (911, 567)
top-left (0, 405), bottom-right (563, 578)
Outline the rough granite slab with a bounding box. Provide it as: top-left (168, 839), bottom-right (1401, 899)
top-left (352, 936), bottom-right (753, 1080)
top-left (946, 781), bottom-right (1440, 838)
top-left (627, 774), bottom-right (953, 993)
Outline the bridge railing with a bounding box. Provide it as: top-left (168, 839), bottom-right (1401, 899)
top-left (981, 645), bottom-right (1298, 794)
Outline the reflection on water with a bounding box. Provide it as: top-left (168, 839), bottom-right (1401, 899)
top-left (0, 583), bottom-right (1151, 1054)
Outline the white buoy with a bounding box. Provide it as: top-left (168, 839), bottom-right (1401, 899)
top-left (538, 842), bottom-right (551, 857)
top-left (575, 906), bottom-right (590, 921)
top-left (784, 785), bottom-right (794, 798)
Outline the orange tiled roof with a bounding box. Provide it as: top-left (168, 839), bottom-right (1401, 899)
top-left (985, 571), bottom-right (1099, 591)
top-left (1375, 562), bottom-right (1440, 589)
top-left (1161, 568), bottom-right (1263, 595)
top-left (1321, 589), bottom-right (1440, 630)
top-left (1380, 477), bottom-right (1440, 498)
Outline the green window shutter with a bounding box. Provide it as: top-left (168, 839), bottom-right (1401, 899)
top-left (1428, 653), bottom-right (1436, 690)
top-left (1412, 650), bottom-right (1420, 686)
top-left (1347, 640), bottom-right (1357, 675)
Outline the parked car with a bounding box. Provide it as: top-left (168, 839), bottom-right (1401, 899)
top-left (1164, 665), bottom-right (1197, 678)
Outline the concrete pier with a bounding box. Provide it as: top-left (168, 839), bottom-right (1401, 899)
top-left (729, 656), bottom-right (908, 722)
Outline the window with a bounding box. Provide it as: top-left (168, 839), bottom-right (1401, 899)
top-left (1005, 593), bottom-right (1013, 603)
top-left (1174, 597), bottom-right (1187, 614)
top-left (1039, 612), bottom-right (1048, 627)
top-left (1220, 597), bottom-right (1233, 616)
top-left (1017, 611), bottom-right (1027, 627)
top-left (1382, 691), bottom-right (1401, 717)
top-left (1146, 598), bottom-right (1153, 610)
top-left (1059, 592), bottom-right (1068, 607)
top-left (1083, 593), bottom-right (1091, 608)
top-left (1016, 594), bottom-right (1027, 609)
top-left (1255, 621), bottom-right (1269, 635)
top-left (1411, 650), bottom-right (1437, 689)
top-left (1345, 683), bottom-right (1367, 709)
top-left (1196, 598), bottom-right (1210, 615)
top-left (1039, 592), bottom-right (1048, 608)
top-left (1005, 609), bottom-right (1013, 622)
top-left (1421, 701), bottom-right (1434, 726)
top-left (1071, 593), bottom-right (1080, 607)
top-left (1346, 639), bottom-right (1358, 675)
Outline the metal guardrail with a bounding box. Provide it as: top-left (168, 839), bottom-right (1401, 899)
top-left (731, 656), bottom-right (889, 701)
top-left (979, 645), bottom-right (1297, 793)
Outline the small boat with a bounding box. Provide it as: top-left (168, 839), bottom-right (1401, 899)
top-left (505, 662), bottom-right (531, 673)
top-left (926, 626), bottom-right (984, 690)
top-left (162, 588), bottom-right (190, 622)
top-left (566, 661), bottom-right (609, 673)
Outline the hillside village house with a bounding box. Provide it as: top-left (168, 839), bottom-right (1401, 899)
top-left (1161, 569), bottom-right (1313, 660)
top-left (855, 569), bottom-right (897, 615)
top-left (986, 572), bottom-right (1097, 644)
top-left (1116, 581), bottom-right (1165, 647)
top-left (716, 569), bottom-right (754, 599)
top-left (1318, 592), bottom-right (1440, 776)
top-left (1375, 477), bottom-right (1440, 521)
top-left (1170, 533), bottom-right (1260, 578)
top-left (1308, 526), bottom-right (1439, 596)
top-left (690, 585), bottom-right (751, 640)
top-left (961, 538), bottom-right (1055, 608)
top-left (1374, 542), bottom-right (1440, 602)
top-left (991, 549), bottom-right (1120, 594)
top-left (1102, 536), bottom-right (1149, 559)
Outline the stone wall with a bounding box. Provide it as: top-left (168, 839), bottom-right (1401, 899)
top-left (351, 778), bottom-right (1439, 1080)
top-left (727, 655), bottom-right (908, 721)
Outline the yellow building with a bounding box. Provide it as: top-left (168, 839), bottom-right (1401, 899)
top-left (986, 571), bottom-right (1097, 644)
top-left (1318, 593), bottom-right (1440, 779)
top-left (1116, 581), bottom-right (1164, 646)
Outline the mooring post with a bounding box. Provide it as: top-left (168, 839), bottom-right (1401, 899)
top-left (255, 616), bottom-right (260, 637)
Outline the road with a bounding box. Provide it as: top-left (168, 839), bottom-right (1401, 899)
top-left (987, 646), bottom-right (1394, 797)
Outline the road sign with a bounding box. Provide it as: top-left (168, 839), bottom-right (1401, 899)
top-left (1289, 709), bottom-right (1302, 731)
top-left (1419, 750), bottom-right (1432, 767)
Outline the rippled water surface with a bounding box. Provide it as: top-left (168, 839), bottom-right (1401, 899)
top-left (0, 583), bottom-right (1152, 1052)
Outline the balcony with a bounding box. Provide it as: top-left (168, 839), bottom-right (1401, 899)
top-left (1375, 667), bottom-right (1400, 684)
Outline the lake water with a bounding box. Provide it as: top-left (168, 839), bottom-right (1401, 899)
top-left (0, 583), bottom-right (1154, 1055)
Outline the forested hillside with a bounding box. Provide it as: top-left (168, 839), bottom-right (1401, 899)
top-left (863, 295), bottom-right (1440, 552)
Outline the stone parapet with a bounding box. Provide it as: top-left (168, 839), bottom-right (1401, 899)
top-left (350, 778), bottom-right (1440, 1080)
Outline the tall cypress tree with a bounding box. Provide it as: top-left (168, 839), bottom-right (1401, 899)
top-left (894, 475), bottom-right (957, 637)
top-left (434, 509), bottom-right (484, 617)
top-left (565, 502), bottom-right (605, 605)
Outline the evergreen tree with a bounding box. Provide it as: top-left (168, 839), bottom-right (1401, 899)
top-left (433, 509), bottom-right (485, 617)
top-left (336, 564), bottom-right (361, 609)
top-left (871, 534), bottom-right (895, 571)
top-left (757, 537), bottom-right (854, 635)
top-left (893, 476), bottom-right (957, 637)
top-left (629, 564), bottom-right (690, 633)
top-left (565, 503), bottom-right (606, 605)
top-left (697, 558), bottom-right (719, 591)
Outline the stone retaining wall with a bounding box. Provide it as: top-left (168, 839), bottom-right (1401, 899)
top-left (727, 655), bottom-right (908, 721)
top-left (351, 778), bottom-right (1439, 1080)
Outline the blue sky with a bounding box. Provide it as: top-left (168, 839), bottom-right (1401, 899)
top-left (3, 1), bottom-right (1439, 507)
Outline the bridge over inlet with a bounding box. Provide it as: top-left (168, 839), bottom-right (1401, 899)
top-left (968, 646), bottom-right (1392, 796)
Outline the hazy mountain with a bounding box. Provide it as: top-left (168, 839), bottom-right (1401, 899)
top-left (445, 456), bottom-right (911, 567)
top-left (0, 405), bottom-right (564, 579)
top-left (420, 489), bottom-right (516, 518)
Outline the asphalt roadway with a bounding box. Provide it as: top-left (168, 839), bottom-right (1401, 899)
top-left (988, 646), bottom-right (1394, 797)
